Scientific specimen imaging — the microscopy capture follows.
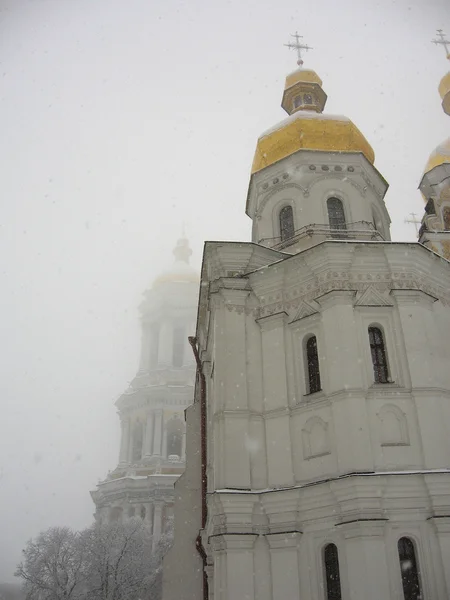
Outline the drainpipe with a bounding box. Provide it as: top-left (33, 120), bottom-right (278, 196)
top-left (189, 336), bottom-right (209, 600)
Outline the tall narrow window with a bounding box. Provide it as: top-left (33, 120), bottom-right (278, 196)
top-left (306, 335), bottom-right (321, 394)
top-left (368, 326), bottom-right (389, 383)
top-left (324, 543), bottom-right (342, 600)
top-left (166, 418), bottom-right (183, 458)
top-left (149, 323), bottom-right (160, 367)
top-left (279, 205), bottom-right (295, 242)
top-left (327, 197), bottom-right (347, 238)
top-left (172, 326), bottom-right (185, 367)
top-left (398, 537), bottom-right (422, 600)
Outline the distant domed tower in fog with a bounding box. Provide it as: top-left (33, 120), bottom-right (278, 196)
top-left (91, 237), bottom-right (198, 549)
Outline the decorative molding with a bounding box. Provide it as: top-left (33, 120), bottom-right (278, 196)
top-left (354, 285), bottom-right (394, 307)
top-left (290, 300), bottom-right (319, 322)
top-left (304, 172), bottom-right (368, 198)
top-left (255, 182), bottom-right (307, 218)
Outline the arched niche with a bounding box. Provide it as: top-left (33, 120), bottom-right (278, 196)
top-left (302, 415), bottom-right (330, 459)
top-left (378, 404), bottom-right (409, 446)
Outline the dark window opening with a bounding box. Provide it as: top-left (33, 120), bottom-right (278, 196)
top-left (279, 205), bottom-right (295, 242)
top-left (368, 326), bottom-right (389, 383)
top-left (443, 206), bottom-right (450, 230)
top-left (398, 537), bottom-right (422, 600)
top-left (167, 431), bottom-right (182, 457)
top-left (306, 336), bottom-right (321, 394)
top-left (304, 93), bottom-right (313, 104)
top-left (324, 543), bottom-right (342, 600)
top-left (140, 506), bottom-right (146, 519)
top-left (424, 199), bottom-right (435, 215)
top-left (293, 95), bottom-right (302, 108)
top-left (327, 197), bottom-right (347, 238)
top-left (172, 326), bottom-right (185, 367)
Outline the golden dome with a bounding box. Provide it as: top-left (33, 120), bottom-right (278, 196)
top-left (438, 72), bottom-right (450, 115)
top-left (423, 138), bottom-right (450, 174)
top-left (152, 238), bottom-right (198, 286)
top-left (251, 65), bottom-right (374, 175)
top-left (251, 111), bottom-right (375, 174)
top-left (285, 68), bottom-right (323, 88)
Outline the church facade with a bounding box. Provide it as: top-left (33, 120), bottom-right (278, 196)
top-left (163, 41), bottom-right (450, 600)
top-left (91, 238), bottom-right (198, 549)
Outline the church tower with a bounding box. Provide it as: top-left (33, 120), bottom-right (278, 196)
top-left (164, 36), bottom-right (450, 600)
top-left (91, 237), bottom-right (198, 548)
top-left (418, 30), bottom-right (450, 258)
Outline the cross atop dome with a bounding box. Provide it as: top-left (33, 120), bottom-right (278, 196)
top-left (432, 29), bottom-right (450, 60)
top-left (173, 237), bottom-right (192, 264)
top-left (284, 32), bottom-right (313, 66)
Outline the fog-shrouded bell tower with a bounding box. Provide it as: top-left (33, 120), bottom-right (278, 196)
top-left (163, 34), bottom-right (450, 600)
top-left (91, 237), bottom-right (198, 548)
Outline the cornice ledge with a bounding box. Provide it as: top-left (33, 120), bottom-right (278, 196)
top-left (256, 310), bottom-right (289, 330)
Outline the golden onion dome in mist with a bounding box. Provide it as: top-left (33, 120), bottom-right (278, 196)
top-left (152, 238), bottom-right (198, 286)
top-left (423, 138), bottom-right (450, 175)
top-left (251, 66), bottom-right (375, 175)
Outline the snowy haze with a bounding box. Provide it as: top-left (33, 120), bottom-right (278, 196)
top-left (0, 0), bottom-right (448, 583)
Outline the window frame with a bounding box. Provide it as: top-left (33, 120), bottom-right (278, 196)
top-left (397, 536), bottom-right (423, 600)
top-left (368, 325), bottom-right (390, 384)
top-left (354, 309), bottom-right (403, 388)
top-left (279, 204), bottom-right (295, 243)
top-left (441, 204), bottom-right (450, 230)
top-left (326, 197), bottom-right (347, 238)
top-left (323, 542), bottom-right (342, 600)
top-left (304, 333), bottom-right (322, 395)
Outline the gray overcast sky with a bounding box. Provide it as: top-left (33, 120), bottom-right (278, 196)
top-left (0, 0), bottom-right (448, 582)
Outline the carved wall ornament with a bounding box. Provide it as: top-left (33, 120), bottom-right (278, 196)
top-left (354, 285), bottom-right (394, 307)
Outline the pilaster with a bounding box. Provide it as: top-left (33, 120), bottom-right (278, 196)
top-left (266, 531), bottom-right (301, 599)
top-left (143, 411), bottom-right (154, 458)
top-left (118, 417), bottom-right (130, 466)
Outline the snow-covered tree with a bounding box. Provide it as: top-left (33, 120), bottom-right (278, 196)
top-left (82, 518), bottom-right (153, 600)
top-left (15, 527), bottom-right (87, 600)
top-left (16, 519), bottom-right (165, 600)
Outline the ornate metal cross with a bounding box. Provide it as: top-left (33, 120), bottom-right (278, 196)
top-left (284, 32), bottom-right (313, 66)
top-left (432, 29), bottom-right (450, 59)
top-left (404, 212), bottom-right (421, 235)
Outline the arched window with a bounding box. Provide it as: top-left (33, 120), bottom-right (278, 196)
top-left (306, 335), bottom-right (321, 394)
top-left (131, 421), bottom-right (143, 462)
top-left (398, 537), bottom-right (422, 600)
top-left (293, 95), bottom-right (302, 109)
top-left (443, 206), bottom-right (450, 230)
top-left (304, 93), bottom-right (313, 105)
top-left (368, 326), bottom-right (389, 383)
top-left (327, 198), bottom-right (347, 238)
top-left (324, 543), bottom-right (342, 600)
top-left (166, 418), bottom-right (184, 458)
top-left (279, 205), bottom-right (295, 242)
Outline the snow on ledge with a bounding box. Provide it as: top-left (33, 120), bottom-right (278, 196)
top-left (212, 469), bottom-right (450, 495)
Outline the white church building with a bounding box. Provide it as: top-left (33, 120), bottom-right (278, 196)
top-left (163, 36), bottom-right (450, 600)
top-left (91, 237), bottom-right (198, 549)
